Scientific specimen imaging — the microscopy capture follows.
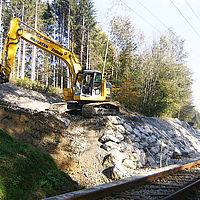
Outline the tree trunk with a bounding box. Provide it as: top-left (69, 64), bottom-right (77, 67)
top-left (86, 28), bottom-right (89, 69)
top-left (103, 38), bottom-right (109, 77)
top-left (52, 25), bottom-right (56, 87)
top-left (17, 4), bottom-right (24, 79)
top-left (31, 0), bottom-right (38, 82)
top-left (80, 16), bottom-right (85, 67)
top-left (56, 65), bottom-right (58, 88)
top-left (67, 2), bottom-right (71, 49)
top-left (21, 40), bottom-right (26, 79)
top-left (60, 62), bottom-right (63, 90)
top-left (89, 30), bottom-right (92, 70)
top-left (60, 12), bottom-right (65, 90)
top-left (66, 1), bottom-right (71, 88)
top-left (53, 56), bottom-right (56, 87)
top-left (0, 0), bottom-right (2, 60)
top-left (17, 40), bottom-right (22, 79)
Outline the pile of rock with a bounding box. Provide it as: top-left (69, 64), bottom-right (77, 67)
top-left (97, 115), bottom-right (200, 180)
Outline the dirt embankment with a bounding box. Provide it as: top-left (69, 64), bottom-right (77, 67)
top-left (1, 83), bottom-right (200, 189)
top-left (0, 106), bottom-right (108, 187)
top-left (0, 84), bottom-right (109, 187)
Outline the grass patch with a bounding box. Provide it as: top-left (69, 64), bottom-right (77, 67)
top-left (0, 129), bottom-right (80, 200)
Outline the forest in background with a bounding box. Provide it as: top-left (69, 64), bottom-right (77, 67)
top-left (0, 0), bottom-right (200, 126)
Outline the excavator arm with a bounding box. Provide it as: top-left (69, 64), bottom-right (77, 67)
top-left (0, 18), bottom-right (82, 87)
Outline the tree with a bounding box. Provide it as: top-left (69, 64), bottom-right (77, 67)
top-left (110, 16), bottom-right (138, 106)
top-left (138, 29), bottom-right (192, 117)
top-left (50, 0), bottom-right (96, 88)
top-left (110, 16), bottom-right (137, 88)
top-left (72, 0), bottom-right (96, 67)
top-left (0, 0), bottom-right (4, 60)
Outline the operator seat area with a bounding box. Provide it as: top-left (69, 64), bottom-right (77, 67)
top-left (74, 70), bottom-right (102, 97)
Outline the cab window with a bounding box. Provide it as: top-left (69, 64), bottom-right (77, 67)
top-left (93, 73), bottom-right (102, 95)
top-left (82, 73), bottom-right (93, 95)
top-left (74, 73), bottom-right (83, 95)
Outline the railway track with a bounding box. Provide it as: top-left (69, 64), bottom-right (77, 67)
top-left (101, 164), bottom-right (200, 200)
top-left (43, 159), bottom-right (200, 200)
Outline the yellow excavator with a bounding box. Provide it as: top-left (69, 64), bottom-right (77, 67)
top-left (0, 18), bottom-right (118, 116)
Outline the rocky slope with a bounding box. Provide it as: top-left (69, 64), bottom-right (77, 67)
top-left (0, 83), bottom-right (200, 188)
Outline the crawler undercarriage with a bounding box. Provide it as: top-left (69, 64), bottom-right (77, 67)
top-left (49, 101), bottom-right (119, 117)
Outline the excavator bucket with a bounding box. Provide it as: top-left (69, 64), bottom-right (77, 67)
top-left (0, 64), bottom-right (9, 84)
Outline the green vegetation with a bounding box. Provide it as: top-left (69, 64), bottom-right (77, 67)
top-left (0, 129), bottom-right (79, 200)
top-left (10, 77), bottom-right (63, 97)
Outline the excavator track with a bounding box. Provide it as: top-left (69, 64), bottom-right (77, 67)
top-left (81, 102), bottom-right (119, 117)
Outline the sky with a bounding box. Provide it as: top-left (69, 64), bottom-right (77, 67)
top-left (92, 0), bottom-right (200, 112)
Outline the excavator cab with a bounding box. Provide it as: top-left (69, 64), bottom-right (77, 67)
top-left (74, 70), bottom-right (104, 99)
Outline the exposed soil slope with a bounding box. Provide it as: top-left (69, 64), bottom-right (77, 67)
top-left (0, 84), bottom-right (109, 187)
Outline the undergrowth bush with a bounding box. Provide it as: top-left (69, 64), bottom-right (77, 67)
top-left (10, 78), bottom-right (63, 97)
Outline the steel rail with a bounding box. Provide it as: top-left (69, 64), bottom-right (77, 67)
top-left (43, 158), bottom-right (200, 200)
top-left (162, 178), bottom-right (200, 200)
